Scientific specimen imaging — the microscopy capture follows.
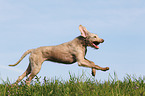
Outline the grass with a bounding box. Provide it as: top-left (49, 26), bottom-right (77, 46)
top-left (0, 73), bottom-right (145, 96)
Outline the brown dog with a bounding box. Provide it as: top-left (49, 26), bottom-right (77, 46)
top-left (9, 25), bottom-right (109, 85)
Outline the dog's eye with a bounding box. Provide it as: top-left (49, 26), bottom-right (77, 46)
top-left (94, 36), bottom-right (97, 38)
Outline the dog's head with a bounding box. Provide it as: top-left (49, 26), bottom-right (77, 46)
top-left (79, 25), bottom-right (104, 49)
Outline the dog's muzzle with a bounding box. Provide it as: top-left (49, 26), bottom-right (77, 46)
top-left (92, 39), bottom-right (104, 49)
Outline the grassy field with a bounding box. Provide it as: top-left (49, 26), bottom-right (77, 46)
top-left (0, 73), bottom-right (145, 96)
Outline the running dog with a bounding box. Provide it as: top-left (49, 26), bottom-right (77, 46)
top-left (9, 25), bottom-right (109, 85)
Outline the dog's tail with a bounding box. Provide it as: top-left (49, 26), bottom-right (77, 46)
top-left (9, 49), bottom-right (34, 66)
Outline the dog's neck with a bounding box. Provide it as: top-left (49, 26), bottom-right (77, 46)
top-left (76, 36), bottom-right (88, 48)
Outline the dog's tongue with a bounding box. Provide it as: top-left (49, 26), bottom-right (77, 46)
top-left (92, 43), bottom-right (99, 49)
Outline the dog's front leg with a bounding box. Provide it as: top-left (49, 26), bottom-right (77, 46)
top-left (78, 59), bottom-right (109, 75)
top-left (84, 59), bottom-right (96, 76)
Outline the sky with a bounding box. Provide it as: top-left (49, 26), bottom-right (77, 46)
top-left (0, 0), bottom-right (145, 83)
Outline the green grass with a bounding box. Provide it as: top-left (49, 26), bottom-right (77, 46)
top-left (0, 73), bottom-right (145, 96)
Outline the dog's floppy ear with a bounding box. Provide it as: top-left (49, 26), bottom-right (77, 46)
top-left (79, 25), bottom-right (88, 38)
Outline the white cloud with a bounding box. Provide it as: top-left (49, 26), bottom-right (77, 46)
top-left (0, 65), bottom-right (23, 73)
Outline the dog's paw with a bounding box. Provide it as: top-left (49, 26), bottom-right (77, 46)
top-left (92, 72), bottom-right (96, 77)
top-left (102, 67), bottom-right (109, 71)
top-left (106, 67), bottom-right (109, 70)
top-left (92, 69), bottom-right (96, 76)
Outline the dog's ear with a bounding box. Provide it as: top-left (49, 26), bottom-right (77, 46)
top-left (79, 25), bottom-right (88, 37)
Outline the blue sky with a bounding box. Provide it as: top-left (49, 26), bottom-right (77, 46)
top-left (0, 0), bottom-right (145, 83)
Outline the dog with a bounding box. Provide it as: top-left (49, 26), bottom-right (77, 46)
top-left (9, 25), bottom-right (109, 85)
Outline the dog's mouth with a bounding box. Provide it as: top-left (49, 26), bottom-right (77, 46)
top-left (92, 42), bottom-right (100, 49)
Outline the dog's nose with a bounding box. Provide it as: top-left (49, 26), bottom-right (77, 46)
top-left (101, 39), bottom-right (104, 43)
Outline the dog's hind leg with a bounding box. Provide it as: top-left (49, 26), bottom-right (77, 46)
top-left (15, 63), bottom-right (31, 84)
top-left (25, 56), bottom-right (44, 86)
top-left (26, 65), bottom-right (42, 86)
